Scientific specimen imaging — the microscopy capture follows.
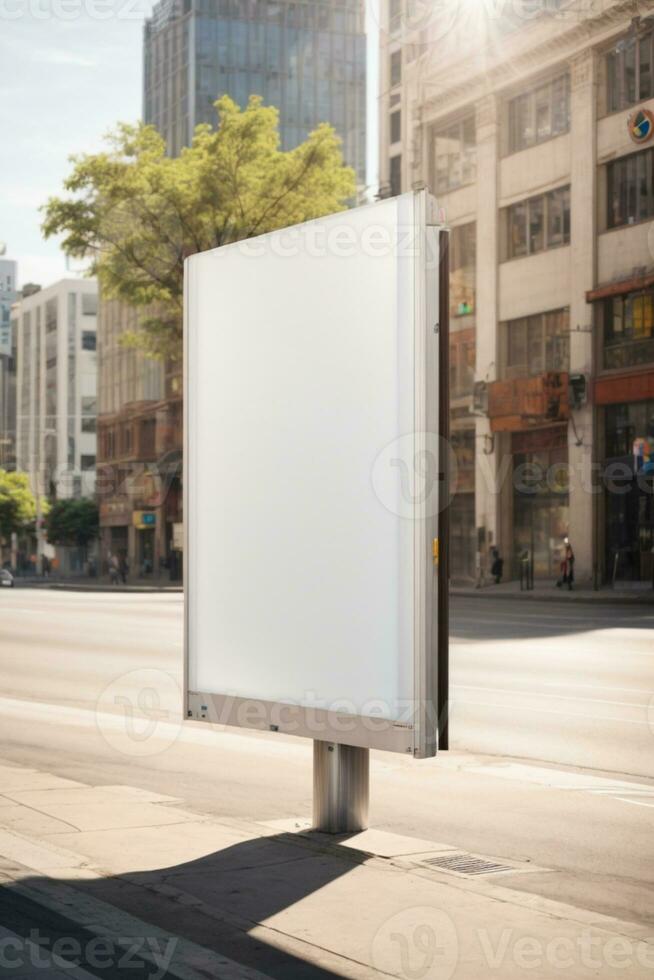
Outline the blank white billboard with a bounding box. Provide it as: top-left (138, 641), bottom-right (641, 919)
top-left (185, 190), bottom-right (446, 756)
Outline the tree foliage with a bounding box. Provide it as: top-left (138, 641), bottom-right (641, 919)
top-left (42, 96), bottom-right (356, 359)
top-left (46, 498), bottom-right (99, 549)
top-left (0, 471), bottom-right (39, 541)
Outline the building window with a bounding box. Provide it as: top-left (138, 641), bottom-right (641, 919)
top-left (603, 289), bottom-right (654, 370)
top-left (607, 148), bottom-right (654, 228)
top-left (450, 222), bottom-right (476, 317)
top-left (390, 0), bottom-right (401, 33)
top-left (390, 109), bottom-right (401, 144)
top-left (451, 427), bottom-right (475, 473)
top-left (81, 330), bottom-right (96, 351)
top-left (80, 454), bottom-right (96, 471)
top-left (605, 399), bottom-right (654, 458)
top-left (505, 309), bottom-right (570, 378)
top-left (104, 429), bottom-right (115, 459)
top-left (390, 49), bottom-right (402, 87)
top-left (607, 31), bottom-right (654, 113)
top-left (508, 74), bottom-right (570, 153)
top-left (122, 424), bottom-right (133, 454)
top-left (82, 293), bottom-right (98, 316)
top-left (81, 396), bottom-right (96, 433)
top-left (390, 154), bottom-right (402, 196)
top-left (140, 417), bottom-right (157, 455)
top-left (450, 336), bottom-right (476, 397)
top-left (506, 186), bottom-right (570, 259)
top-left (433, 116), bottom-right (476, 194)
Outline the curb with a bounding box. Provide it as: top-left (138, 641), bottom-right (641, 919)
top-left (451, 588), bottom-right (654, 605)
top-left (16, 582), bottom-right (183, 594)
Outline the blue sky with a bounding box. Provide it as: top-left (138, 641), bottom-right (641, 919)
top-left (0, 1), bottom-right (379, 289)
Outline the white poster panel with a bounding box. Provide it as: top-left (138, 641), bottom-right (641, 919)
top-left (185, 191), bottom-right (443, 756)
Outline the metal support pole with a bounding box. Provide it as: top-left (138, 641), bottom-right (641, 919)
top-left (312, 741), bottom-right (369, 834)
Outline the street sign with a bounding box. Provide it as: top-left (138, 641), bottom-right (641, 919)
top-left (133, 511), bottom-right (156, 529)
top-left (185, 191), bottom-right (449, 758)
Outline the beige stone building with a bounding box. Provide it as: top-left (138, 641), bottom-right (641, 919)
top-left (380, 0), bottom-right (654, 585)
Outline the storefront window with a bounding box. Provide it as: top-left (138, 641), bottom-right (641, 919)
top-left (450, 492), bottom-right (476, 581)
top-left (604, 401), bottom-right (654, 581)
top-left (603, 289), bottom-right (654, 369)
top-left (605, 400), bottom-right (654, 458)
top-left (512, 439), bottom-right (569, 579)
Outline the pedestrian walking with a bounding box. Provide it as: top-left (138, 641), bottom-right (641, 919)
top-left (490, 546), bottom-right (504, 585)
top-left (109, 553), bottom-right (120, 586)
top-left (556, 537), bottom-right (575, 590)
top-left (119, 554), bottom-right (129, 585)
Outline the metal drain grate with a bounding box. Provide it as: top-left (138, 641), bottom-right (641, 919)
top-left (421, 853), bottom-right (514, 876)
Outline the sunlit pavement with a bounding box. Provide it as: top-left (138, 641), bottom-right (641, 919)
top-left (0, 589), bottom-right (653, 974)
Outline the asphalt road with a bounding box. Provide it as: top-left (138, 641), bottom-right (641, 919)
top-left (1, 589), bottom-right (652, 777)
top-left (0, 589), bottom-right (653, 926)
top-left (451, 596), bottom-right (654, 778)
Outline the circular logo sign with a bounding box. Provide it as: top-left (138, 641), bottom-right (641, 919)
top-left (628, 108), bottom-right (654, 144)
top-left (371, 906), bottom-right (459, 980)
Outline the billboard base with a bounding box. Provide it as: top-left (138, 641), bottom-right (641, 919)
top-left (312, 741), bottom-right (369, 834)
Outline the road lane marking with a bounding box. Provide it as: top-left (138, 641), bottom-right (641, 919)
top-left (463, 762), bottom-right (654, 793)
top-left (454, 699), bottom-right (652, 726)
top-left (615, 798), bottom-right (654, 809)
top-left (543, 683), bottom-right (652, 695)
top-left (454, 684), bottom-right (651, 708)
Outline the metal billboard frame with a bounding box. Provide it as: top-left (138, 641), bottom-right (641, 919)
top-left (183, 189), bottom-right (449, 760)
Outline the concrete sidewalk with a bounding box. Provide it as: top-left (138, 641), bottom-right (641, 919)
top-left (0, 760), bottom-right (652, 979)
top-left (452, 579), bottom-right (654, 604)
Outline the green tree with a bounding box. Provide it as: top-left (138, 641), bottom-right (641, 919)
top-left (46, 499), bottom-right (99, 552)
top-left (0, 471), bottom-right (39, 543)
top-left (42, 96), bottom-right (355, 360)
top-left (0, 470), bottom-right (41, 558)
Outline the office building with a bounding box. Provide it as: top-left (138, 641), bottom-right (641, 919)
top-left (380, 0), bottom-right (654, 584)
top-left (15, 279), bottom-right (98, 501)
top-left (143, 0), bottom-right (367, 186)
top-left (96, 0), bottom-right (365, 580)
top-left (0, 256), bottom-right (18, 470)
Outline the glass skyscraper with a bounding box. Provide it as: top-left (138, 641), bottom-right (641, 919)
top-left (143, 0), bottom-right (366, 187)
